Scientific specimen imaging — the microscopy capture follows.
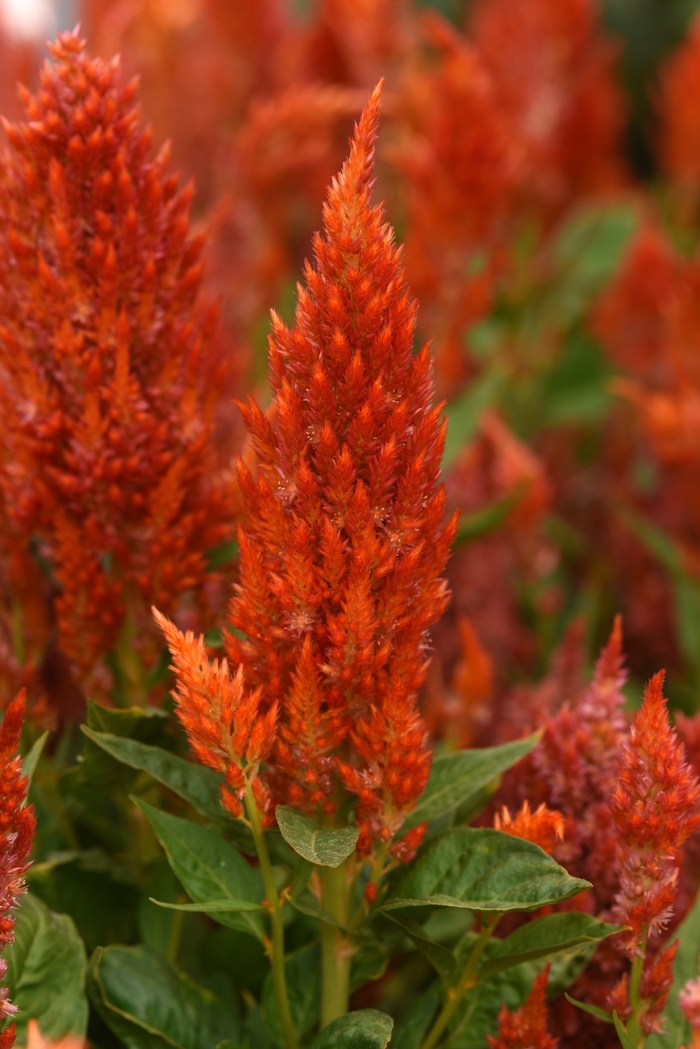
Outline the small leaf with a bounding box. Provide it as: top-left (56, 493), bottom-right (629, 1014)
top-left (310, 1009), bottom-right (394, 1049)
top-left (403, 736), bottom-right (540, 831)
top-left (2, 893), bottom-right (88, 1041)
top-left (276, 806), bottom-right (359, 867)
top-left (149, 897), bottom-right (265, 913)
top-left (381, 829), bottom-right (590, 914)
top-left (134, 798), bottom-right (264, 939)
top-left (287, 889), bottom-right (348, 931)
top-left (478, 913), bottom-right (622, 981)
top-left (613, 1011), bottom-right (637, 1049)
top-left (564, 994), bottom-right (613, 1024)
top-left (88, 944), bottom-right (237, 1049)
top-left (83, 727), bottom-right (226, 824)
top-left (22, 732), bottom-right (48, 785)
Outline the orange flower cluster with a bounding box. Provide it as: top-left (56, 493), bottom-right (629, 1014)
top-left (494, 800), bottom-right (565, 855)
top-left (610, 672), bottom-right (700, 950)
top-left (216, 82), bottom-right (456, 852)
top-left (487, 967), bottom-right (558, 1049)
top-left (0, 32), bottom-right (234, 701)
top-left (0, 690), bottom-right (35, 1048)
top-left (153, 610), bottom-right (277, 821)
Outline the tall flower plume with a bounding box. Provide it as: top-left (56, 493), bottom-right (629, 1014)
top-left (202, 81), bottom-right (456, 852)
top-left (487, 967), bottom-right (558, 1049)
top-left (0, 690), bottom-right (35, 1047)
top-left (0, 32), bottom-right (234, 701)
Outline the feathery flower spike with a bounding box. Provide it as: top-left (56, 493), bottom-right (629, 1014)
top-left (226, 81), bottom-right (457, 851)
top-left (487, 966), bottom-right (559, 1049)
top-left (494, 800), bottom-right (565, 855)
top-left (153, 610), bottom-right (277, 822)
top-left (0, 690), bottom-right (35, 1048)
top-left (0, 31), bottom-right (234, 700)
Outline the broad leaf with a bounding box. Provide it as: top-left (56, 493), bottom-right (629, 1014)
top-left (310, 1010), bottom-right (394, 1049)
top-left (83, 727), bottom-right (225, 823)
top-left (2, 893), bottom-right (87, 1041)
top-left (262, 944), bottom-right (320, 1042)
top-left (88, 945), bottom-right (237, 1049)
top-left (478, 913), bottom-right (622, 981)
top-left (134, 798), bottom-right (264, 939)
top-left (403, 736), bottom-right (539, 831)
top-left (276, 806), bottom-right (359, 867)
top-left (87, 699), bottom-right (168, 737)
top-left (381, 829), bottom-right (589, 914)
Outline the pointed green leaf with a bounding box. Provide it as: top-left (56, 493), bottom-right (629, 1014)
top-left (87, 700), bottom-right (168, 737)
top-left (22, 732), bottom-right (48, 785)
top-left (87, 945), bottom-right (237, 1049)
top-left (149, 897), bottom-right (264, 913)
top-left (287, 889), bottom-right (349, 931)
top-left (2, 893), bottom-right (87, 1041)
top-left (310, 1010), bottom-right (394, 1049)
top-left (478, 913), bottom-right (622, 981)
top-left (403, 736), bottom-right (540, 831)
top-left (133, 797), bottom-right (264, 939)
top-left (613, 1011), bottom-right (637, 1049)
top-left (565, 994), bottom-right (614, 1024)
top-left (381, 829), bottom-right (590, 914)
top-left (276, 806), bottom-right (359, 867)
top-left (83, 727), bottom-right (226, 823)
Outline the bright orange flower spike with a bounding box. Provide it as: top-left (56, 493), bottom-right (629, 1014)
top-left (25, 1021), bottom-right (85, 1049)
top-left (494, 800), bottom-right (565, 855)
top-left (228, 82), bottom-right (457, 851)
top-left (0, 690), bottom-right (35, 1047)
top-left (153, 610), bottom-right (277, 822)
top-left (487, 967), bottom-right (559, 1049)
top-left (610, 672), bottom-right (700, 952)
top-left (0, 31), bottom-right (234, 699)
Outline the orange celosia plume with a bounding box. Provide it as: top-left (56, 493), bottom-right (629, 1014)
top-left (494, 800), bottom-right (565, 855)
top-left (487, 966), bottom-right (559, 1049)
top-left (212, 82), bottom-right (457, 851)
top-left (0, 32), bottom-right (234, 699)
top-left (0, 690), bottom-right (35, 1048)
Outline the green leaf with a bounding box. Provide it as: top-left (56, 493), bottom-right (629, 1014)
top-left (82, 727), bottom-right (226, 824)
top-left (22, 732), bottom-right (48, 785)
top-left (262, 944), bottom-right (320, 1042)
top-left (564, 994), bottom-right (613, 1024)
top-left (133, 797), bottom-right (264, 940)
top-left (87, 699), bottom-right (168, 737)
top-left (310, 1010), bottom-right (394, 1049)
top-left (382, 913), bottom-right (457, 984)
top-left (381, 829), bottom-right (590, 914)
top-left (613, 1011), bottom-right (637, 1049)
top-left (276, 806), bottom-right (359, 867)
top-left (647, 889), bottom-right (700, 1049)
top-left (2, 893), bottom-right (87, 1041)
top-left (206, 539), bottom-right (239, 571)
top-left (403, 736), bottom-right (540, 831)
top-left (390, 984), bottom-right (441, 1049)
top-left (287, 889), bottom-right (348, 931)
top-left (149, 897), bottom-right (264, 913)
top-left (447, 960), bottom-right (534, 1048)
top-left (478, 913), bottom-right (622, 981)
top-left (88, 945), bottom-right (237, 1049)
top-left (443, 369), bottom-right (506, 468)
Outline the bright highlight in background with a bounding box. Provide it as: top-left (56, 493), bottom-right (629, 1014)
top-left (0, 0), bottom-right (56, 38)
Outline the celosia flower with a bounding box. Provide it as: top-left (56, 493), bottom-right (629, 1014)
top-left (0, 31), bottom-right (234, 700)
top-left (153, 610), bottom-right (277, 822)
top-left (0, 690), bottom-right (35, 1048)
top-left (23, 1021), bottom-right (85, 1049)
top-left (610, 671), bottom-right (700, 952)
top-left (223, 81), bottom-right (456, 852)
top-left (487, 966), bottom-right (558, 1049)
top-left (494, 800), bottom-right (565, 855)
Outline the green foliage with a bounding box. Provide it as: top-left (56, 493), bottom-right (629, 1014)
top-left (276, 807), bottom-right (360, 867)
top-left (309, 1010), bottom-right (394, 1049)
top-left (2, 892), bottom-right (88, 1041)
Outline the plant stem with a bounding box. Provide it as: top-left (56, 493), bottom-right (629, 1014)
top-left (245, 780), bottom-right (298, 1049)
top-left (419, 914), bottom-right (501, 1049)
top-left (626, 928), bottom-right (648, 1049)
top-left (320, 859), bottom-right (353, 1028)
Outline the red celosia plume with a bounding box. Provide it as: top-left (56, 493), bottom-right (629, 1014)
top-left (487, 966), bottom-right (559, 1049)
top-left (0, 690), bottom-right (35, 1047)
top-left (0, 31), bottom-right (234, 701)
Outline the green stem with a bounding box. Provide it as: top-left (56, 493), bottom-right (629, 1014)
top-left (245, 781), bottom-right (298, 1049)
top-left (626, 929), bottom-right (648, 1049)
top-left (320, 859), bottom-right (353, 1028)
top-left (420, 915), bottom-right (501, 1049)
